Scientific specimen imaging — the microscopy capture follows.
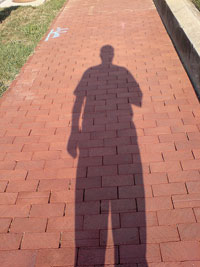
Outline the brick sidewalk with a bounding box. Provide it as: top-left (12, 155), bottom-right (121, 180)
top-left (0, 0), bottom-right (200, 266)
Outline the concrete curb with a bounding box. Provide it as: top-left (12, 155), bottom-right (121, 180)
top-left (153, 0), bottom-right (200, 98)
top-left (0, 0), bottom-right (45, 8)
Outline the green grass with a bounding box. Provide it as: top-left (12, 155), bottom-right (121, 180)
top-left (0, 0), bottom-right (66, 96)
top-left (192, 0), bottom-right (200, 10)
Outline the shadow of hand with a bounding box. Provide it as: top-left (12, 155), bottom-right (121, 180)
top-left (67, 137), bottom-right (78, 158)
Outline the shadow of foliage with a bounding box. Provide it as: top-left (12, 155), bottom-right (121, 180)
top-left (0, 6), bottom-right (18, 23)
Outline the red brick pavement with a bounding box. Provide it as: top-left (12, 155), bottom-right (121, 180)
top-left (0, 0), bottom-right (200, 266)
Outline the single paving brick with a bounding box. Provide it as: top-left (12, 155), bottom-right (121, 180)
top-left (0, 218), bottom-right (12, 233)
top-left (160, 241), bottom-right (200, 261)
top-left (36, 248), bottom-right (75, 266)
top-left (30, 203), bottom-right (65, 217)
top-left (119, 185), bottom-right (152, 198)
top-left (168, 170), bottom-right (200, 182)
top-left (186, 181), bottom-right (200, 194)
top-left (150, 161), bottom-right (182, 173)
top-left (65, 201), bottom-right (100, 215)
top-left (0, 192), bottom-right (18, 204)
top-left (21, 232), bottom-right (60, 249)
top-left (140, 225), bottom-right (179, 243)
top-left (0, 250), bottom-right (37, 267)
top-left (135, 173), bottom-right (168, 185)
top-left (0, 181), bottom-right (8, 192)
top-left (101, 199), bottom-right (136, 213)
top-left (0, 233), bottom-right (22, 250)
top-left (50, 189), bottom-right (83, 203)
top-left (157, 208), bottom-right (196, 225)
top-left (120, 244), bottom-right (161, 263)
top-left (78, 247), bottom-right (118, 265)
top-left (102, 174), bottom-right (134, 187)
top-left (138, 196), bottom-right (173, 211)
top-left (178, 223), bottom-right (200, 241)
top-left (152, 183), bottom-right (187, 196)
top-left (47, 216), bottom-right (83, 232)
top-left (0, 205), bottom-right (30, 218)
top-left (10, 217), bottom-right (47, 233)
top-left (172, 194), bottom-right (200, 208)
top-left (100, 228), bottom-right (139, 246)
top-left (61, 230), bottom-right (99, 247)
top-left (121, 211), bottom-right (158, 228)
top-left (85, 187), bottom-right (117, 201)
top-left (0, 170), bottom-right (27, 181)
top-left (84, 214), bottom-right (120, 230)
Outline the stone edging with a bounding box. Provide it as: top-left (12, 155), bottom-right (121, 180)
top-left (153, 0), bottom-right (200, 98)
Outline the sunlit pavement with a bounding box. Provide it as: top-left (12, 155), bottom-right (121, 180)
top-left (0, 0), bottom-right (200, 266)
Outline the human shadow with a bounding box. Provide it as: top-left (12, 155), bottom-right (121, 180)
top-left (67, 45), bottom-right (146, 266)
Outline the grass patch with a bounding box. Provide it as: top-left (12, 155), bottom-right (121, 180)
top-left (0, 0), bottom-right (66, 96)
top-left (192, 0), bottom-right (200, 10)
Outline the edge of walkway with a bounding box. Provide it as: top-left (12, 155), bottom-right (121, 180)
top-left (153, 0), bottom-right (200, 98)
top-left (0, 0), bottom-right (69, 104)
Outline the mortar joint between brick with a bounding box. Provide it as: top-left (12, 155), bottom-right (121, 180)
top-left (150, 185), bottom-right (154, 197)
top-left (24, 171), bottom-right (29, 181)
top-left (171, 196), bottom-right (175, 210)
top-left (135, 198), bottom-right (138, 212)
top-left (63, 203), bottom-right (66, 216)
top-left (176, 225), bottom-right (181, 241)
top-left (138, 226), bottom-right (142, 245)
top-left (13, 161), bottom-right (17, 171)
top-left (25, 110), bottom-right (28, 117)
top-left (86, 166), bottom-right (88, 179)
top-left (116, 129), bottom-right (119, 138)
top-left (21, 144), bottom-right (25, 153)
top-left (174, 142), bottom-right (178, 151)
top-left (119, 212), bottom-right (122, 229)
top-left (166, 173), bottom-right (170, 183)
top-left (186, 133), bottom-right (190, 141)
top-left (192, 208), bottom-right (198, 223)
top-left (15, 192), bottom-right (18, 205)
top-left (36, 180), bottom-right (40, 192)
top-left (28, 205), bottom-right (32, 218)
top-left (7, 218), bottom-right (13, 233)
top-left (158, 243), bottom-right (163, 262)
top-left (83, 189), bottom-right (85, 202)
top-left (45, 218), bottom-right (48, 232)
top-left (59, 232), bottom-right (62, 248)
top-left (179, 161), bottom-right (184, 172)
top-left (12, 136), bottom-right (16, 144)
top-left (28, 129), bottom-right (31, 137)
top-left (149, 164), bottom-right (152, 174)
top-left (117, 245), bottom-right (120, 264)
top-left (18, 232), bottom-right (24, 250)
top-left (185, 182), bottom-right (189, 195)
top-left (75, 247), bottom-right (79, 266)
top-left (100, 200), bottom-right (102, 214)
top-left (48, 191), bottom-right (51, 203)
top-left (133, 174), bottom-right (136, 186)
top-left (4, 181), bottom-right (9, 192)
top-left (117, 164), bottom-right (119, 176)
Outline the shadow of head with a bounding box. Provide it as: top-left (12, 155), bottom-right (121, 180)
top-left (100, 45), bottom-right (114, 64)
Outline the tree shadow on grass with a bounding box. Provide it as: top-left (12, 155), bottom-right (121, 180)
top-left (0, 6), bottom-right (18, 24)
